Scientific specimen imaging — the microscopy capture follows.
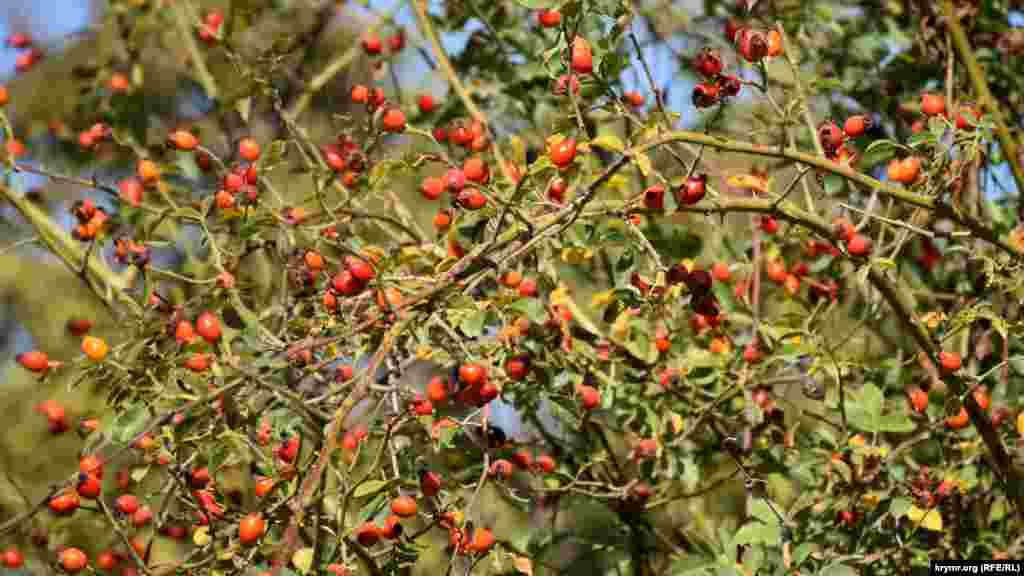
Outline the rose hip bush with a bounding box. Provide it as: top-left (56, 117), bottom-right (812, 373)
top-left (0, 0), bottom-right (1023, 575)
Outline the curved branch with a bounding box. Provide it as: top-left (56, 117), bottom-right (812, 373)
top-left (674, 196), bottom-right (1024, 515)
top-left (0, 182), bottom-right (142, 315)
top-left (630, 131), bottom-right (1024, 261)
top-left (409, 0), bottom-right (515, 184)
top-left (944, 0), bottom-right (1024, 195)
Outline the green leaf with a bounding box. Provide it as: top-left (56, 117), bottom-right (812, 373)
top-left (352, 479), bottom-right (390, 499)
top-left (712, 282), bottom-right (737, 314)
top-left (591, 133), bottom-right (625, 153)
top-left (879, 412), bottom-right (915, 433)
top-left (512, 0), bottom-right (559, 10)
top-left (792, 543), bottom-right (815, 566)
top-left (846, 382), bottom-right (884, 433)
top-left (460, 308), bottom-right (489, 338)
top-left (749, 499), bottom-right (782, 525)
top-left (291, 548), bottom-right (314, 575)
top-left (1009, 356), bottom-right (1024, 376)
top-left (989, 497), bottom-right (1008, 523)
top-left (112, 405), bottom-right (148, 444)
top-left (889, 497), bottom-right (912, 519)
top-left (509, 298), bottom-right (548, 324)
top-left (822, 174), bottom-right (844, 196)
top-left (733, 521), bottom-right (781, 546)
top-left (864, 138), bottom-right (899, 155)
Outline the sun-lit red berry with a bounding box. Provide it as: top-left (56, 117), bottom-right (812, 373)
top-left (195, 312), bottom-right (221, 343)
top-left (571, 37), bottom-right (593, 74)
top-left (382, 108), bottom-right (407, 133)
top-left (60, 548), bottom-right (88, 573)
top-left (238, 138), bottom-right (260, 162)
top-left (362, 33), bottom-right (383, 55)
top-left (846, 233), bottom-right (872, 257)
top-left (463, 156), bottom-right (489, 183)
top-left (675, 174), bottom-right (707, 205)
top-left (239, 513), bottom-right (266, 545)
top-left (908, 388), bottom-right (929, 413)
top-left (938, 351), bottom-right (962, 373)
top-left (168, 130), bottom-right (198, 151)
top-left (421, 176), bottom-right (446, 200)
top-left (843, 115), bottom-right (871, 138)
top-left (578, 385), bottom-right (601, 410)
top-left (17, 350), bottom-right (50, 373)
top-left (537, 9), bottom-right (561, 28)
top-left (457, 188), bottom-right (488, 210)
top-left (549, 137), bottom-right (577, 168)
top-left (921, 93), bottom-right (946, 117)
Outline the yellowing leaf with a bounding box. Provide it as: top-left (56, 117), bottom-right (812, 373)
top-left (292, 547), bottom-right (314, 574)
top-left (353, 479), bottom-right (391, 499)
top-left (512, 555), bottom-right (534, 575)
top-left (361, 245), bottom-right (387, 263)
top-left (1009, 226), bottom-right (1024, 252)
top-left (848, 434), bottom-right (866, 448)
top-left (561, 247), bottom-right (592, 264)
top-left (605, 174), bottom-right (631, 191)
top-left (726, 174), bottom-right (770, 193)
top-left (633, 152), bottom-right (653, 176)
top-left (591, 133), bottom-right (626, 153)
top-left (920, 311), bottom-right (946, 330)
top-left (193, 526), bottom-right (211, 546)
top-left (611, 310), bottom-right (632, 342)
top-left (591, 290), bottom-right (616, 308)
top-left (862, 492), bottom-right (883, 508)
top-left (669, 412), bottom-right (685, 434)
top-left (545, 133), bottom-right (566, 150)
top-left (907, 505), bottom-right (943, 531)
top-left (130, 466), bottom-right (150, 483)
top-left (1017, 411), bottom-right (1024, 436)
top-left (508, 135), bottom-right (527, 166)
top-left (550, 284), bottom-right (570, 308)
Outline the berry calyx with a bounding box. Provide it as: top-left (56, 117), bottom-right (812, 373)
top-left (692, 82), bottom-right (720, 108)
top-left (693, 47), bottom-right (724, 78)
